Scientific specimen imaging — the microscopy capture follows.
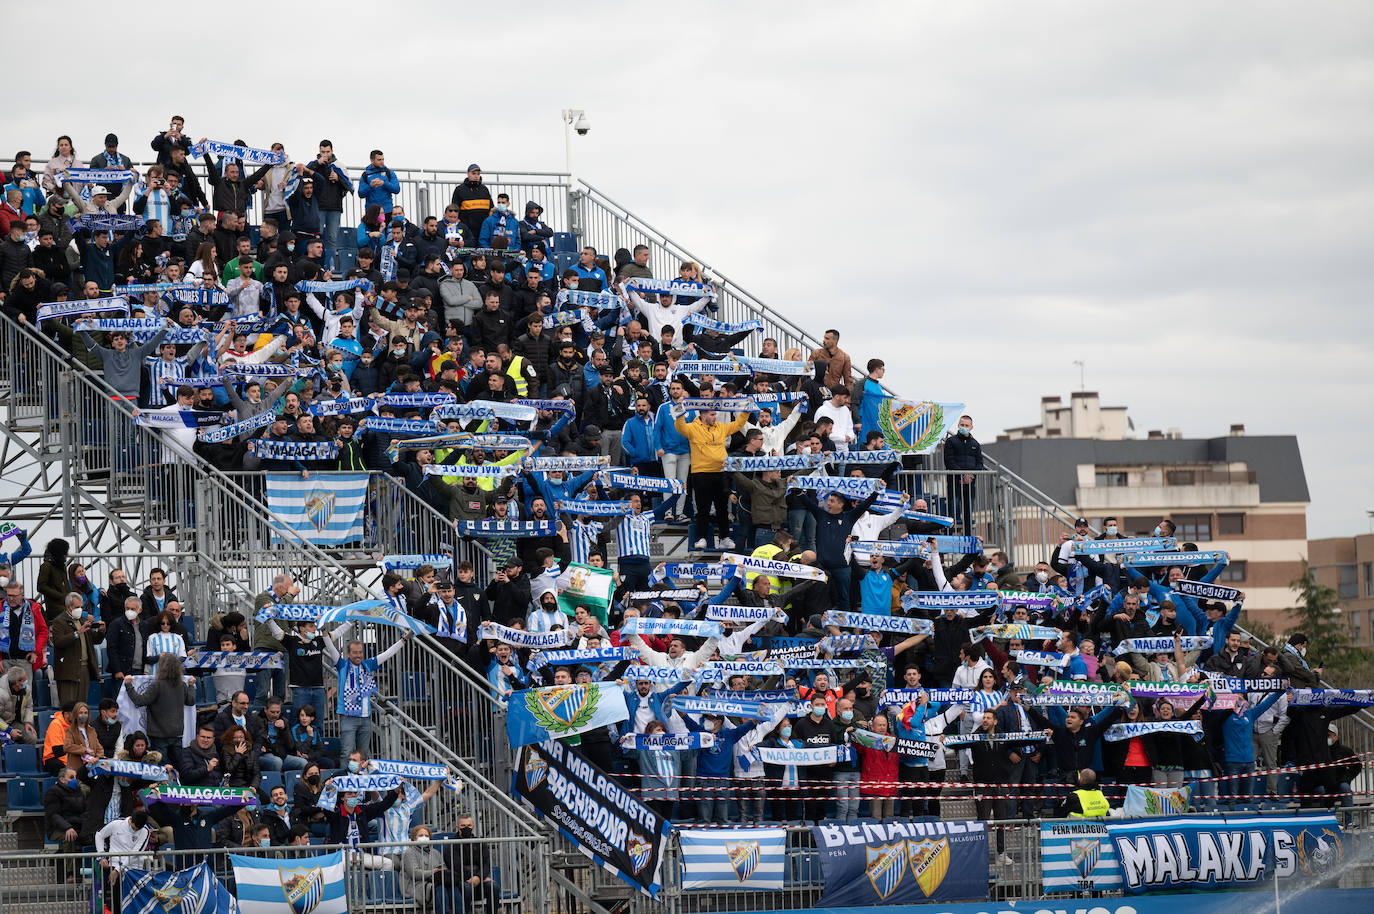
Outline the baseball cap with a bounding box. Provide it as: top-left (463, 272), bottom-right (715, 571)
top-left (92, 185), bottom-right (111, 196)
top-left (467, 163), bottom-right (481, 172)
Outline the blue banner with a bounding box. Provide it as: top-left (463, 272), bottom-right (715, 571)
top-left (813, 820), bottom-right (989, 905)
top-left (121, 863), bottom-right (236, 914)
top-left (679, 826), bottom-right (786, 891)
top-left (754, 890), bottom-right (1372, 914)
top-left (1108, 814), bottom-right (1343, 894)
top-left (1127, 550), bottom-right (1228, 567)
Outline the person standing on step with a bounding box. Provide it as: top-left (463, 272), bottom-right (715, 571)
top-left (674, 405), bottom-right (749, 551)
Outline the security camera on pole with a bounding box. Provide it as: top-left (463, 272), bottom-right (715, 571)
top-left (561, 109), bottom-right (590, 236)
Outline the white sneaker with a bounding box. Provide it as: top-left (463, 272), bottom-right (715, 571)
top-left (997, 854), bottom-right (1014, 866)
top-left (693, 539), bottom-right (707, 550)
top-left (718, 537), bottom-right (735, 549)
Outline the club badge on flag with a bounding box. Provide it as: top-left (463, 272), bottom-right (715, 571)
top-left (506, 681), bottom-right (629, 747)
top-left (1040, 820), bottom-right (1123, 892)
top-left (871, 398), bottom-right (963, 453)
top-left (120, 862), bottom-right (237, 914)
top-left (679, 827), bottom-right (786, 890)
top-left (231, 849), bottom-right (348, 914)
top-left (265, 473), bottom-right (368, 546)
top-left (812, 820), bottom-right (989, 905)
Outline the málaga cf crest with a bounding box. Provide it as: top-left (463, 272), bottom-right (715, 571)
top-left (526, 684), bottom-right (599, 734)
top-left (280, 864), bottom-right (325, 914)
top-left (304, 490), bottom-right (335, 532)
top-left (627, 832), bottom-right (654, 874)
top-left (865, 842), bottom-right (908, 900)
top-left (727, 841), bottom-right (761, 882)
top-left (1070, 838), bottom-right (1100, 878)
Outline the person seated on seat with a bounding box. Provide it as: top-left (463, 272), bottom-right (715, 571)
top-left (44, 765), bottom-right (92, 856)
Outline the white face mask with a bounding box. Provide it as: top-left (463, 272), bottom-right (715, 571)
top-left (1035, 571), bottom-right (1049, 584)
top-left (703, 719), bottom-right (718, 732)
top-left (125, 609), bottom-right (138, 622)
top-left (415, 834), bottom-right (430, 843)
top-left (1106, 525), bottom-right (1118, 536)
top-left (70, 607), bottom-right (82, 619)
top-left (0, 576), bottom-right (9, 588)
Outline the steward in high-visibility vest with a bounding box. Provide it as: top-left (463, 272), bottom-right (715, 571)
top-left (1059, 769), bottom-right (1114, 818)
top-left (505, 354), bottom-right (530, 397)
top-left (745, 530), bottom-right (795, 593)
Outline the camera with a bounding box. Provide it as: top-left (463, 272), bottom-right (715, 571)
top-left (573, 112), bottom-right (591, 136)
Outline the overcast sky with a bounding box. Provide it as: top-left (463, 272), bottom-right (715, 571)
top-left (15, 1), bottom-right (1373, 539)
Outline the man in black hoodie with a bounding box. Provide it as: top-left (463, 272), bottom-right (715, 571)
top-left (519, 200), bottom-right (553, 253)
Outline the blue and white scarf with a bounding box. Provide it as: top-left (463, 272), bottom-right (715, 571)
top-left (296, 278), bottom-right (374, 295)
top-left (704, 604), bottom-right (778, 623)
top-left (620, 733), bottom-right (714, 750)
top-left (368, 759), bottom-right (453, 782)
top-left (554, 499), bottom-right (631, 516)
top-left (625, 589), bottom-right (704, 604)
top-left (1172, 580), bottom-right (1243, 603)
top-left (672, 696), bottom-right (771, 718)
top-left (650, 562), bottom-right (733, 583)
top-left (1126, 550), bottom-right (1228, 567)
top-left (557, 289), bottom-right (622, 309)
top-left (338, 658), bottom-right (378, 717)
top-left (623, 665), bottom-right (693, 683)
top-left (1015, 649), bottom-right (1070, 669)
top-left (682, 313), bottom-right (762, 334)
top-left (674, 360), bottom-right (752, 377)
top-left (750, 392), bottom-right (809, 407)
top-left (596, 470), bottom-right (684, 494)
top-left (528, 646), bottom-right (636, 673)
top-left (521, 456), bottom-right (609, 473)
top-left (544, 309), bottom-right (593, 331)
top-left (379, 554), bottom-right (453, 571)
top-left (901, 591), bottom-right (999, 611)
top-left (360, 417), bottom-right (438, 436)
top-left (115, 282), bottom-right (196, 298)
top-left (161, 376), bottom-right (223, 395)
top-left (189, 140), bottom-right (284, 166)
top-left (693, 659), bottom-right (785, 680)
top-left (625, 278), bottom-right (715, 299)
top-left (722, 453), bottom-right (830, 472)
top-left (89, 758), bottom-right (169, 781)
top-left (708, 688), bottom-right (796, 703)
top-left (430, 404), bottom-right (499, 424)
top-left (61, 167), bottom-right (135, 185)
top-left (38, 297), bottom-right (131, 323)
top-left (477, 621), bottom-right (574, 649)
top-left (446, 434), bottom-right (532, 451)
top-left (133, 327), bottom-right (209, 345)
top-left (253, 603), bottom-right (324, 623)
top-left (457, 519), bottom-right (554, 536)
top-left (787, 474), bottom-right (881, 497)
top-left (183, 651), bottom-right (284, 670)
top-left (735, 356), bottom-right (811, 376)
top-left (423, 463), bottom-right (512, 480)
top-left (73, 317), bottom-right (162, 332)
top-left (136, 409), bottom-right (226, 429)
top-left (1201, 672), bottom-right (1288, 693)
top-left (944, 731), bottom-right (1048, 747)
top-left (830, 449), bottom-right (904, 466)
top-left (373, 392), bottom-right (457, 410)
top-left (308, 397), bottom-right (375, 417)
top-left (879, 688), bottom-right (978, 707)
top-left (1286, 689), bottom-right (1374, 708)
top-left (1074, 537), bottom-right (1174, 555)
top-left (816, 634), bottom-right (880, 654)
top-left (620, 618), bottom-right (724, 640)
top-left (853, 539), bottom-right (929, 559)
top-left (1104, 720), bottom-right (1203, 742)
top-left (68, 213), bottom-right (143, 233)
top-left (1116, 636), bottom-right (1214, 654)
top-left (970, 623), bottom-right (1062, 642)
top-left (783, 657), bottom-right (883, 670)
top-left (206, 317), bottom-right (287, 335)
top-left (247, 439), bottom-right (340, 460)
top-left (822, 611), bottom-right (932, 635)
top-left (513, 398), bottom-right (578, 416)
top-left (676, 397), bottom-right (758, 413)
top-left (756, 746), bottom-right (852, 765)
top-left (165, 287), bottom-right (230, 309)
top-left (0, 600), bottom-right (38, 654)
top-left (221, 362), bottom-right (307, 379)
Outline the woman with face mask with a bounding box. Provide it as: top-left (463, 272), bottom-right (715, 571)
top-left (759, 719), bottom-right (805, 822)
top-left (60, 700), bottom-right (104, 775)
top-left (320, 783), bottom-right (402, 871)
top-left (787, 697), bottom-right (843, 824)
top-left (400, 823), bottom-right (448, 912)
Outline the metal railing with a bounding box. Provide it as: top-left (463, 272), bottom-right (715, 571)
top-left (0, 836), bottom-right (550, 913)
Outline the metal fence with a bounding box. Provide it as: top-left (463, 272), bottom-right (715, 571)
top-left (0, 836), bottom-right (549, 913)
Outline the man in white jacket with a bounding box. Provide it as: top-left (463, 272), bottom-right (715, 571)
top-left (814, 387), bottom-right (857, 449)
top-left (744, 402), bottom-right (805, 456)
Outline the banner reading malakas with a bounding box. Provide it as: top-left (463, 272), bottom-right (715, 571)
top-left (513, 740), bottom-right (672, 897)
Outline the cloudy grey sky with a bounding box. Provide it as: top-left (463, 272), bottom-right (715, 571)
top-left (14, 1), bottom-right (1373, 538)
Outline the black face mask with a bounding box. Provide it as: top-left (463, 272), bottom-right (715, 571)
top-left (306, 774), bottom-right (320, 785)
top-left (458, 827), bottom-right (475, 839)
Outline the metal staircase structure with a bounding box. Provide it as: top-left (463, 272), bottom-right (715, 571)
top-left (0, 165), bottom-right (1369, 909)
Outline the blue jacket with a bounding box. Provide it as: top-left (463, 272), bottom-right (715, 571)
top-left (478, 210), bottom-right (522, 250)
top-left (355, 222), bottom-right (382, 255)
top-left (1123, 561), bottom-right (1228, 635)
top-left (802, 489), bottom-right (881, 569)
top-left (860, 567), bottom-right (896, 616)
top-left (573, 264), bottom-right (608, 288)
top-left (3, 181), bottom-right (43, 216)
top-left (522, 468), bottom-right (597, 513)
top-left (582, 361), bottom-right (601, 392)
top-left (652, 402), bottom-right (691, 455)
top-left (860, 377), bottom-right (884, 439)
top-left (0, 530), bottom-right (32, 569)
top-left (358, 165), bottom-right (400, 212)
top-left (77, 234), bottom-right (129, 292)
top-left (682, 716), bottom-right (757, 779)
top-left (621, 415), bottom-right (657, 465)
top-left (1216, 690), bottom-right (1281, 764)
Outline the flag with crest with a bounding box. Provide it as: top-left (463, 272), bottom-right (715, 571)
top-left (505, 681), bottom-right (629, 748)
top-left (679, 827), bottom-right (786, 890)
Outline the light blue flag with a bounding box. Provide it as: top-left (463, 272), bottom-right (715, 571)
top-left (316, 599), bottom-right (436, 635)
top-left (506, 681), bottom-right (630, 748)
top-left (121, 862), bottom-right (237, 914)
top-left (265, 472), bottom-right (368, 546)
top-left (679, 826), bottom-right (787, 891)
top-left (231, 849), bottom-right (347, 914)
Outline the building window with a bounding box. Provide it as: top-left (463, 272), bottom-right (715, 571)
top-left (1218, 560), bottom-right (1246, 582)
top-left (1355, 609), bottom-right (1363, 645)
top-left (1217, 513), bottom-right (1245, 536)
top-left (1364, 562), bottom-right (1373, 597)
top-left (1123, 517), bottom-right (1159, 536)
top-left (1173, 513), bottom-right (1212, 542)
top-left (1338, 564), bottom-right (1357, 599)
top-left (1095, 471), bottom-right (1128, 487)
top-left (1166, 470), bottom-right (1195, 485)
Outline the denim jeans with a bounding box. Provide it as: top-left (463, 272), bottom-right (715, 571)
top-left (834, 770), bottom-right (862, 822)
top-left (255, 667), bottom-right (287, 702)
top-left (292, 686), bottom-right (327, 719)
top-left (1221, 761), bottom-right (1255, 807)
top-left (321, 210), bottom-right (343, 268)
top-left (1186, 770), bottom-right (1217, 811)
top-left (827, 565), bottom-right (853, 611)
top-left (150, 737), bottom-right (184, 770)
top-left (339, 714), bottom-right (373, 759)
top-left (786, 507), bottom-right (816, 552)
top-left (260, 753), bottom-right (309, 773)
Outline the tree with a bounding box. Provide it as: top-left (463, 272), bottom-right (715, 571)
top-left (1284, 561), bottom-right (1353, 670)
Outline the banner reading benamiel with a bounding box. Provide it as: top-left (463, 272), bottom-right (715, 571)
top-left (513, 740), bottom-right (671, 897)
top-left (812, 819), bottom-right (988, 905)
top-left (872, 397), bottom-right (963, 453)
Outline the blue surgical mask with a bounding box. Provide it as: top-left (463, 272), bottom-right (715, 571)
top-left (1106, 525), bottom-right (1118, 536)
top-left (344, 797), bottom-right (359, 810)
top-left (957, 426), bottom-right (970, 436)
top-left (1152, 526), bottom-right (1161, 537)
top-left (66, 778), bottom-right (79, 789)
top-left (779, 727), bottom-right (792, 739)
top-left (258, 837), bottom-right (271, 847)
top-left (347, 760), bottom-right (360, 773)
top-left (840, 710), bottom-right (854, 722)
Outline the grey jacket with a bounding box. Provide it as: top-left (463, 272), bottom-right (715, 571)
top-left (79, 323), bottom-right (169, 396)
top-left (438, 276), bottom-right (481, 326)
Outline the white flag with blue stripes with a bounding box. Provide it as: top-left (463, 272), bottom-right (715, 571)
top-left (1039, 821), bottom-right (1122, 892)
top-left (265, 473), bottom-right (368, 546)
top-left (231, 849), bottom-right (347, 914)
top-left (679, 827), bottom-right (786, 891)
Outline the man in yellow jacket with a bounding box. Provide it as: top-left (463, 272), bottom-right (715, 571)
top-left (674, 405), bottom-right (749, 551)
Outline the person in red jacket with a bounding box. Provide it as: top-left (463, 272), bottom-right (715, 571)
top-left (854, 713), bottom-right (900, 820)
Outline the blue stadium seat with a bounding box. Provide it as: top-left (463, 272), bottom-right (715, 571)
top-left (283, 769), bottom-right (302, 798)
top-left (86, 677), bottom-right (106, 709)
top-left (551, 232), bottom-right (578, 255)
top-left (34, 708), bottom-right (55, 740)
top-left (6, 777), bottom-right (43, 812)
top-left (366, 870), bottom-right (405, 904)
top-left (30, 670), bottom-right (52, 709)
top-left (3, 744), bottom-right (40, 775)
top-left (787, 849), bottom-right (821, 887)
top-left (322, 737), bottom-right (341, 760)
top-left (258, 771), bottom-right (283, 802)
top-left (554, 252), bottom-right (576, 276)
top-left (195, 675), bottom-right (214, 706)
top-left (334, 249), bottom-right (357, 274)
